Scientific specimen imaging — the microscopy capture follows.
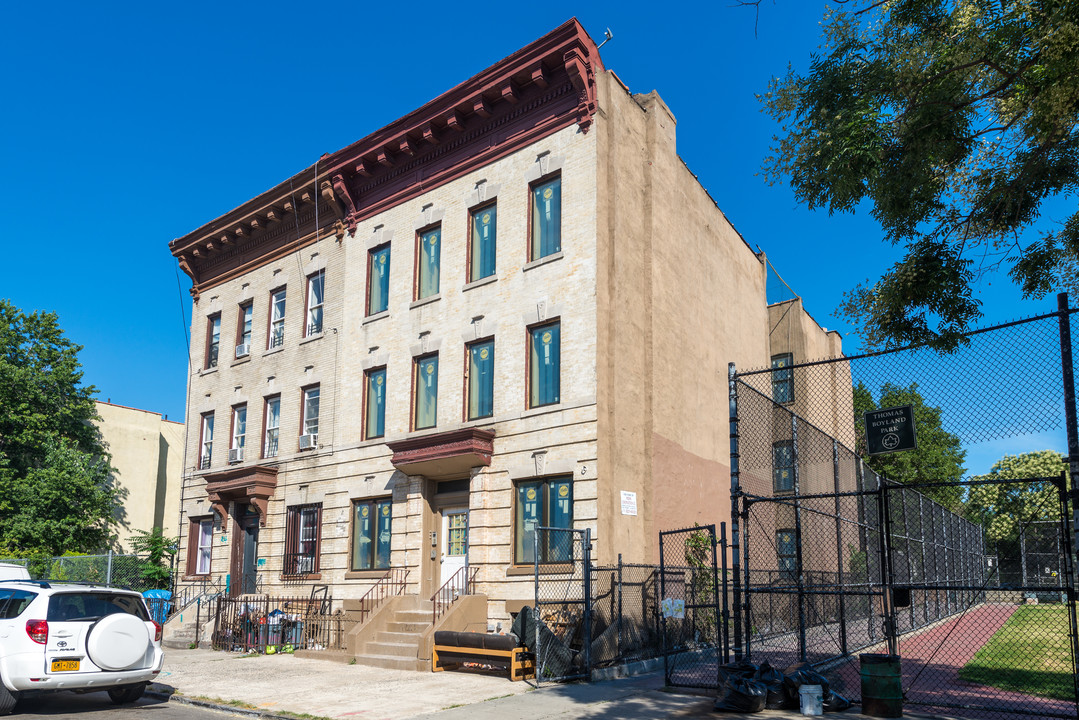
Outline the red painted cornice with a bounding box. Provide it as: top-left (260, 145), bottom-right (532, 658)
top-left (387, 428), bottom-right (495, 479)
top-left (204, 465), bottom-right (279, 527)
top-left (170, 18), bottom-right (603, 298)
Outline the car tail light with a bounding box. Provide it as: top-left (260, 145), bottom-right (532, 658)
top-left (152, 621), bottom-right (162, 642)
top-left (26, 619), bottom-right (48, 644)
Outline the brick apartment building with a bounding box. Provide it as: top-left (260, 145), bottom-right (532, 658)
top-left (170, 19), bottom-right (848, 631)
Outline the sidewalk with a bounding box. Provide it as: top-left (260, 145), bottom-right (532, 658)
top-left (148, 647), bottom-right (960, 720)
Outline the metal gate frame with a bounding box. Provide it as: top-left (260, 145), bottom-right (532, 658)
top-left (532, 526), bottom-right (592, 684)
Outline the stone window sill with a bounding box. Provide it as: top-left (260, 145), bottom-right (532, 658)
top-left (462, 275), bottom-right (497, 292)
top-left (523, 251), bottom-right (563, 272)
top-left (363, 310), bottom-right (389, 325)
top-left (410, 294), bottom-right (441, 310)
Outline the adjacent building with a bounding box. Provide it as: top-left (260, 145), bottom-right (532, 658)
top-left (169, 19), bottom-right (847, 626)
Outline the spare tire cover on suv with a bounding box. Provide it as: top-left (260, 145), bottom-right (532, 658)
top-left (86, 613), bottom-right (150, 670)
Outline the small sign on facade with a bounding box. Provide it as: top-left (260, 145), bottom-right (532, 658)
top-left (864, 405), bottom-right (917, 455)
top-left (620, 491), bottom-right (637, 516)
top-left (661, 597), bottom-right (685, 619)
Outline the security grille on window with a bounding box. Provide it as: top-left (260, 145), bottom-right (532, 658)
top-left (467, 340), bottom-right (494, 420)
top-left (414, 355), bottom-right (438, 430)
top-left (206, 315), bottom-right (221, 369)
top-left (305, 272), bottom-right (324, 336)
top-left (368, 245), bottom-right (390, 315)
top-left (470, 204), bottom-right (496, 281)
top-left (230, 405), bottom-right (246, 463)
top-left (269, 288), bottom-right (286, 348)
top-left (236, 303), bottom-right (253, 358)
top-left (529, 322), bottom-right (560, 408)
top-left (530, 176), bottom-right (561, 261)
top-left (773, 440), bottom-right (794, 492)
top-left (351, 499), bottom-right (392, 571)
top-left (365, 368), bottom-right (386, 439)
top-left (777, 530), bottom-right (797, 579)
top-left (264, 396), bottom-right (280, 458)
top-left (199, 413), bottom-right (214, 469)
top-left (417, 227), bottom-right (441, 299)
top-left (300, 386), bottom-right (319, 449)
top-left (284, 504), bottom-right (322, 576)
top-left (515, 476), bottom-right (573, 564)
top-left (771, 353), bottom-right (794, 403)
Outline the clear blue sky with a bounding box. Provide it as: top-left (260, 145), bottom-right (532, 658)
top-left (0, 1), bottom-right (1070, 474)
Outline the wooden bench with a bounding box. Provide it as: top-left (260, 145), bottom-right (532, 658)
top-left (432, 631), bottom-right (535, 681)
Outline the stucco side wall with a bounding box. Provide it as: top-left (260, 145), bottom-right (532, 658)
top-left (594, 73), bottom-right (771, 563)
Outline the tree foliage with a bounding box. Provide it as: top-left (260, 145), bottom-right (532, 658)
top-left (853, 381), bottom-right (966, 508)
top-left (0, 300), bottom-right (120, 555)
top-left (965, 450), bottom-right (1068, 542)
top-left (129, 528), bottom-right (178, 590)
top-left (761, 0), bottom-right (1079, 349)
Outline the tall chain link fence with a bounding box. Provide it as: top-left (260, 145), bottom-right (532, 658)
top-left (729, 298), bottom-right (1078, 719)
top-left (0, 553), bottom-right (155, 592)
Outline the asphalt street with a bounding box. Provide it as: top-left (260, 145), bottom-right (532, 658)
top-left (7, 692), bottom-right (241, 719)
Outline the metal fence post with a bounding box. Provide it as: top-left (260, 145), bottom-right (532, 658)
top-left (659, 530), bottom-right (669, 684)
top-left (728, 362), bottom-right (744, 661)
top-left (583, 527), bottom-right (592, 677)
top-left (617, 553), bottom-right (623, 662)
top-left (832, 440), bottom-right (848, 657)
top-left (106, 549), bottom-right (114, 588)
top-left (708, 525), bottom-right (722, 685)
top-left (720, 522), bottom-right (731, 664)
top-left (1056, 293), bottom-right (1079, 596)
top-left (792, 416), bottom-right (807, 662)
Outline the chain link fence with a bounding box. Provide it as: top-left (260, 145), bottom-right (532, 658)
top-left (0, 552), bottom-right (157, 592)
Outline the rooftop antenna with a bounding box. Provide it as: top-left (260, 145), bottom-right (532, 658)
top-left (597, 28), bottom-right (613, 50)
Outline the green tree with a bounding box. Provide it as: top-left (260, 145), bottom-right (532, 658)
top-left (761, 0), bottom-right (1079, 349)
top-left (965, 450), bottom-right (1069, 543)
top-left (853, 381), bottom-right (966, 508)
top-left (0, 300), bottom-right (120, 555)
top-left (129, 528), bottom-right (178, 590)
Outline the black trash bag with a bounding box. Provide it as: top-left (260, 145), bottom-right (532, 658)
top-left (823, 691), bottom-right (852, 712)
top-left (753, 662), bottom-right (790, 710)
top-left (782, 663), bottom-right (830, 708)
top-left (718, 660), bottom-right (758, 680)
top-left (714, 676), bottom-right (767, 713)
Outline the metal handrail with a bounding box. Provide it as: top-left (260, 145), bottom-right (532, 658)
top-left (431, 565), bottom-right (478, 624)
top-left (355, 567), bottom-right (409, 625)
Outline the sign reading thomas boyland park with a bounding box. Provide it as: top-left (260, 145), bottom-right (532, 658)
top-left (864, 405), bottom-right (917, 455)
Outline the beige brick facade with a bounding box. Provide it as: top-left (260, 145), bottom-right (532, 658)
top-left (171, 20), bottom-right (847, 626)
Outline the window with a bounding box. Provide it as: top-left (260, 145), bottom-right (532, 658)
top-left (367, 244), bottom-right (390, 315)
top-left (305, 271), bottom-right (324, 337)
top-left (236, 303), bottom-right (253, 358)
top-left (413, 354), bottom-right (438, 430)
top-left (268, 288), bottom-right (286, 349)
top-left (773, 440), bottom-right (794, 492)
top-left (417, 226), bottom-right (441, 299)
top-left (771, 353), bottom-right (793, 403)
top-left (469, 203), bottom-right (496, 281)
top-left (205, 314), bottom-right (221, 369)
top-left (230, 405), bottom-right (246, 463)
top-left (199, 413), bottom-right (214, 469)
top-left (187, 517), bottom-right (213, 576)
top-left (515, 476), bottom-right (573, 564)
top-left (263, 395), bottom-right (280, 458)
top-left (301, 386), bottom-right (320, 447)
top-left (528, 321), bottom-right (560, 408)
top-left (351, 499), bottom-right (392, 571)
top-left (466, 339), bottom-right (494, 420)
top-left (777, 530), bottom-right (797, 579)
top-left (284, 503), bottom-right (322, 576)
top-left (364, 367), bottom-right (387, 439)
top-left (530, 175), bottom-right (561, 261)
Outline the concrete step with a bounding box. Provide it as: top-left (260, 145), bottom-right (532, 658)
top-left (352, 653), bottom-right (426, 671)
top-left (378, 631), bottom-right (422, 644)
top-left (365, 640), bottom-right (420, 658)
top-left (293, 648), bottom-right (355, 664)
top-left (386, 621), bottom-right (428, 634)
top-left (394, 610), bottom-right (433, 623)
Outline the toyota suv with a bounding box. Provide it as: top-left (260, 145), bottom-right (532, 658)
top-left (0, 581), bottom-right (164, 715)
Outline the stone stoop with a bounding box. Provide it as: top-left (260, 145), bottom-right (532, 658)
top-left (352, 600), bottom-right (432, 671)
top-left (162, 602), bottom-right (216, 650)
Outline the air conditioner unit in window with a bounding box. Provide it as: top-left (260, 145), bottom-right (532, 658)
top-left (235, 343), bottom-right (250, 358)
top-left (298, 434), bottom-right (318, 450)
top-left (228, 447), bottom-right (244, 463)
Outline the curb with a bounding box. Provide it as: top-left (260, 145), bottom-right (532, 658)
top-left (145, 688), bottom-right (302, 720)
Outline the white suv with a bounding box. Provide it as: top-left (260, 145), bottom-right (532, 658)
top-left (0, 581), bottom-right (164, 715)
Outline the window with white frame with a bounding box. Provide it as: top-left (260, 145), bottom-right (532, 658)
top-left (206, 314), bottom-right (221, 369)
top-left (236, 302), bottom-right (253, 358)
top-left (305, 271), bottom-right (324, 337)
top-left (300, 386), bottom-right (319, 448)
top-left (230, 405), bottom-right (246, 463)
top-left (199, 413), bottom-right (214, 469)
top-left (268, 288), bottom-right (286, 349)
top-left (187, 517), bottom-right (213, 576)
top-left (264, 396), bottom-right (280, 458)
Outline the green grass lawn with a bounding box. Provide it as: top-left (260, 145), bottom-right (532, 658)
top-left (958, 604), bottom-right (1074, 701)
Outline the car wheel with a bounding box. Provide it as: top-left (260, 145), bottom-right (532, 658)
top-left (0, 677), bottom-right (17, 716)
top-left (107, 683), bottom-right (146, 705)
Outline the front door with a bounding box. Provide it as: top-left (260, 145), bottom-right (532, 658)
top-left (440, 508), bottom-right (468, 592)
top-left (240, 508), bottom-right (260, 595)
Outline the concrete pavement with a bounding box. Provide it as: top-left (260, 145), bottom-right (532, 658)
top-left (149, 647), bottom-right (965, 720)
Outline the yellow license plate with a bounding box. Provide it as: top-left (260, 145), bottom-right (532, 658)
top-left (51, 659), bottom-right (80, 672)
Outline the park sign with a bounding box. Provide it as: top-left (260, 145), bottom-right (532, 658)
top-left (864, 405), bottom-right (917, 455)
